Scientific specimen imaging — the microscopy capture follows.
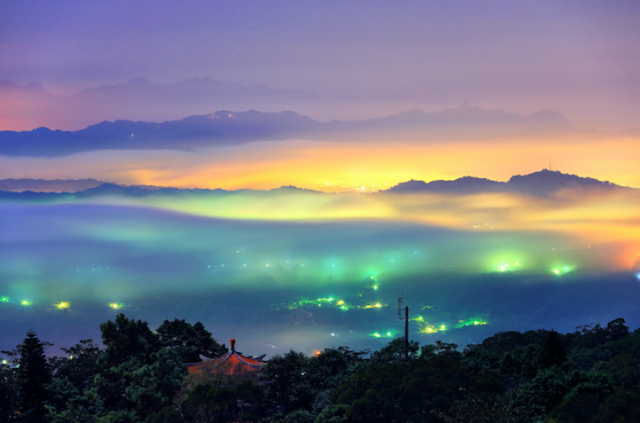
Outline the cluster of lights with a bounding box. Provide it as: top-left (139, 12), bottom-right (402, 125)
top-left (455, 318), bottom-right (488, 328)
top-left (283, 277), bottom-right (383, 312)
top-left (1, 297), bottom-right (130, 311)
top-left (552, 266), bottom-right (572, 275)
top-left (412, 315), bottom-right (448, 334)
top-left (499, 262), bottom-right (520, 272)
top-left (420, 324), bottom-right (448, 334)
top-left (370, 331), bottom-right (396, 338)
top-left (285, 296), bottom-right (387, 312)
top-left (368, 276), bottom-right (379, 290)
top-left (314, 179), bottom-right (391, 193)
top-left (0, 297), bottom-right (34, 306)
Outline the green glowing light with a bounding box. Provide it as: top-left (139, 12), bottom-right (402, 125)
top-left (455, 318), bottom-right (488, 328)
top-left (440, 325), bottom-right (446, 331)
top-left (55, 302), bottom-right (70, 309)
top-left (1, 359), bottom-right (7, 365)
top-left (372, 333), bottom-right (381, 338)
top-left (554, 269), bottom-right (560, 275)
top-left (373, 285), bottom-right (378, 290)
top-left (0, 297), bottom-right (8, 303)
top-left (414, 315), bottom-right (424, 322)
top-left (21, 300), bottom-right (31, 306)
top-left (109, 303), bottom-right (123, 310)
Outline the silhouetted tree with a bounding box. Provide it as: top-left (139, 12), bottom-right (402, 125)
top-left (181, 384), bottom-right (238, 422)
top-left (144, 406), bottom-right (185, 423)
top-left (541, 330), bottom-right (567, 369)
top-left (0, 358), bottom-right (18, 420)
top-left (156, 319), bottom-right (227, 363)
top-left (17, 330), bottom-right (52, 422)
top-left (94, 314), bottom-right (186, 421)
top-left (605, 318), bottom-right (630, 342)
top-left (262, 350), bottom-right (313, 413)
top-left (370, 337), bottom-right (419, 364)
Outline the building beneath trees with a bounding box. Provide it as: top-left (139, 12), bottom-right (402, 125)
top-left (187, 339), bottom-right (267, 376)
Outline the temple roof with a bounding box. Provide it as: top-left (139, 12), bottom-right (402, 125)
top-left (188, 339), bottom-right (267, 374)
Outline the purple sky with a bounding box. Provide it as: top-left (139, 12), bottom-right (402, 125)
top-left (1, 0), bottom-right (639, 128)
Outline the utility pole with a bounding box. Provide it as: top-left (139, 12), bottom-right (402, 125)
top-left (398, 293), bottom-right (409, 363)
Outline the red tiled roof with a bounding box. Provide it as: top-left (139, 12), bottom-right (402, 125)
top-left (187, 339), bottom-right (266, 376)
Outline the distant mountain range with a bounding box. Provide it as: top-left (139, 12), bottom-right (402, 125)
top-left (0, 105), bottom-right (582, 157)
top-left (0, 170), bottom-right (632, 200)
top-left (0, 178), bottom-right (106, 193)
top-left (0, 78), bottom-right (322, 131)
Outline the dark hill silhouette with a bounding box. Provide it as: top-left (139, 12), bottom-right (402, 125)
top-left (388, 177), bottom-right (505, 194)
top-left (507, 169), bottom-right (615, 197)
top-left (384, 169), bottom-right (631, 197)
top-left (0, 170), bottom-right (631, 200)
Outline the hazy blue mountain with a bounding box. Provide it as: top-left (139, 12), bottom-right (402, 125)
top-left (0, 178), bottom-right (105, 192)
top-left (0, 78), bottom-right (322, 131)
top-left (0, 106), bottom-right (580, 157)
top-left (75, 77), bottom-right (320, 103)
top-left (0, 110), bottom-right (321, 156)
top-left (325, 104), bottom-right (574, 135)
top-left (0, 81), bottom-right (50, 95)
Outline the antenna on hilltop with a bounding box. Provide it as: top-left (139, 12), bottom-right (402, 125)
top-left (397, 290), bottom-right (409, 363)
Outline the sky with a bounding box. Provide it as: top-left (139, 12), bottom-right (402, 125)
top-left (1, 0), bottom-right (639, 129)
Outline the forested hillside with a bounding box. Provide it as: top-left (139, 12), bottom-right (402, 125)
top-left (2, 315), bottom-right (639, 422)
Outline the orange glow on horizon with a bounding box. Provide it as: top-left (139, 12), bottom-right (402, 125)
top-left (2, 135), bottom-right (640, 193)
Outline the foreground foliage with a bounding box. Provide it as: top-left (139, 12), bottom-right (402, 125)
top-left (2, 316), bottom-right (640, 422)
